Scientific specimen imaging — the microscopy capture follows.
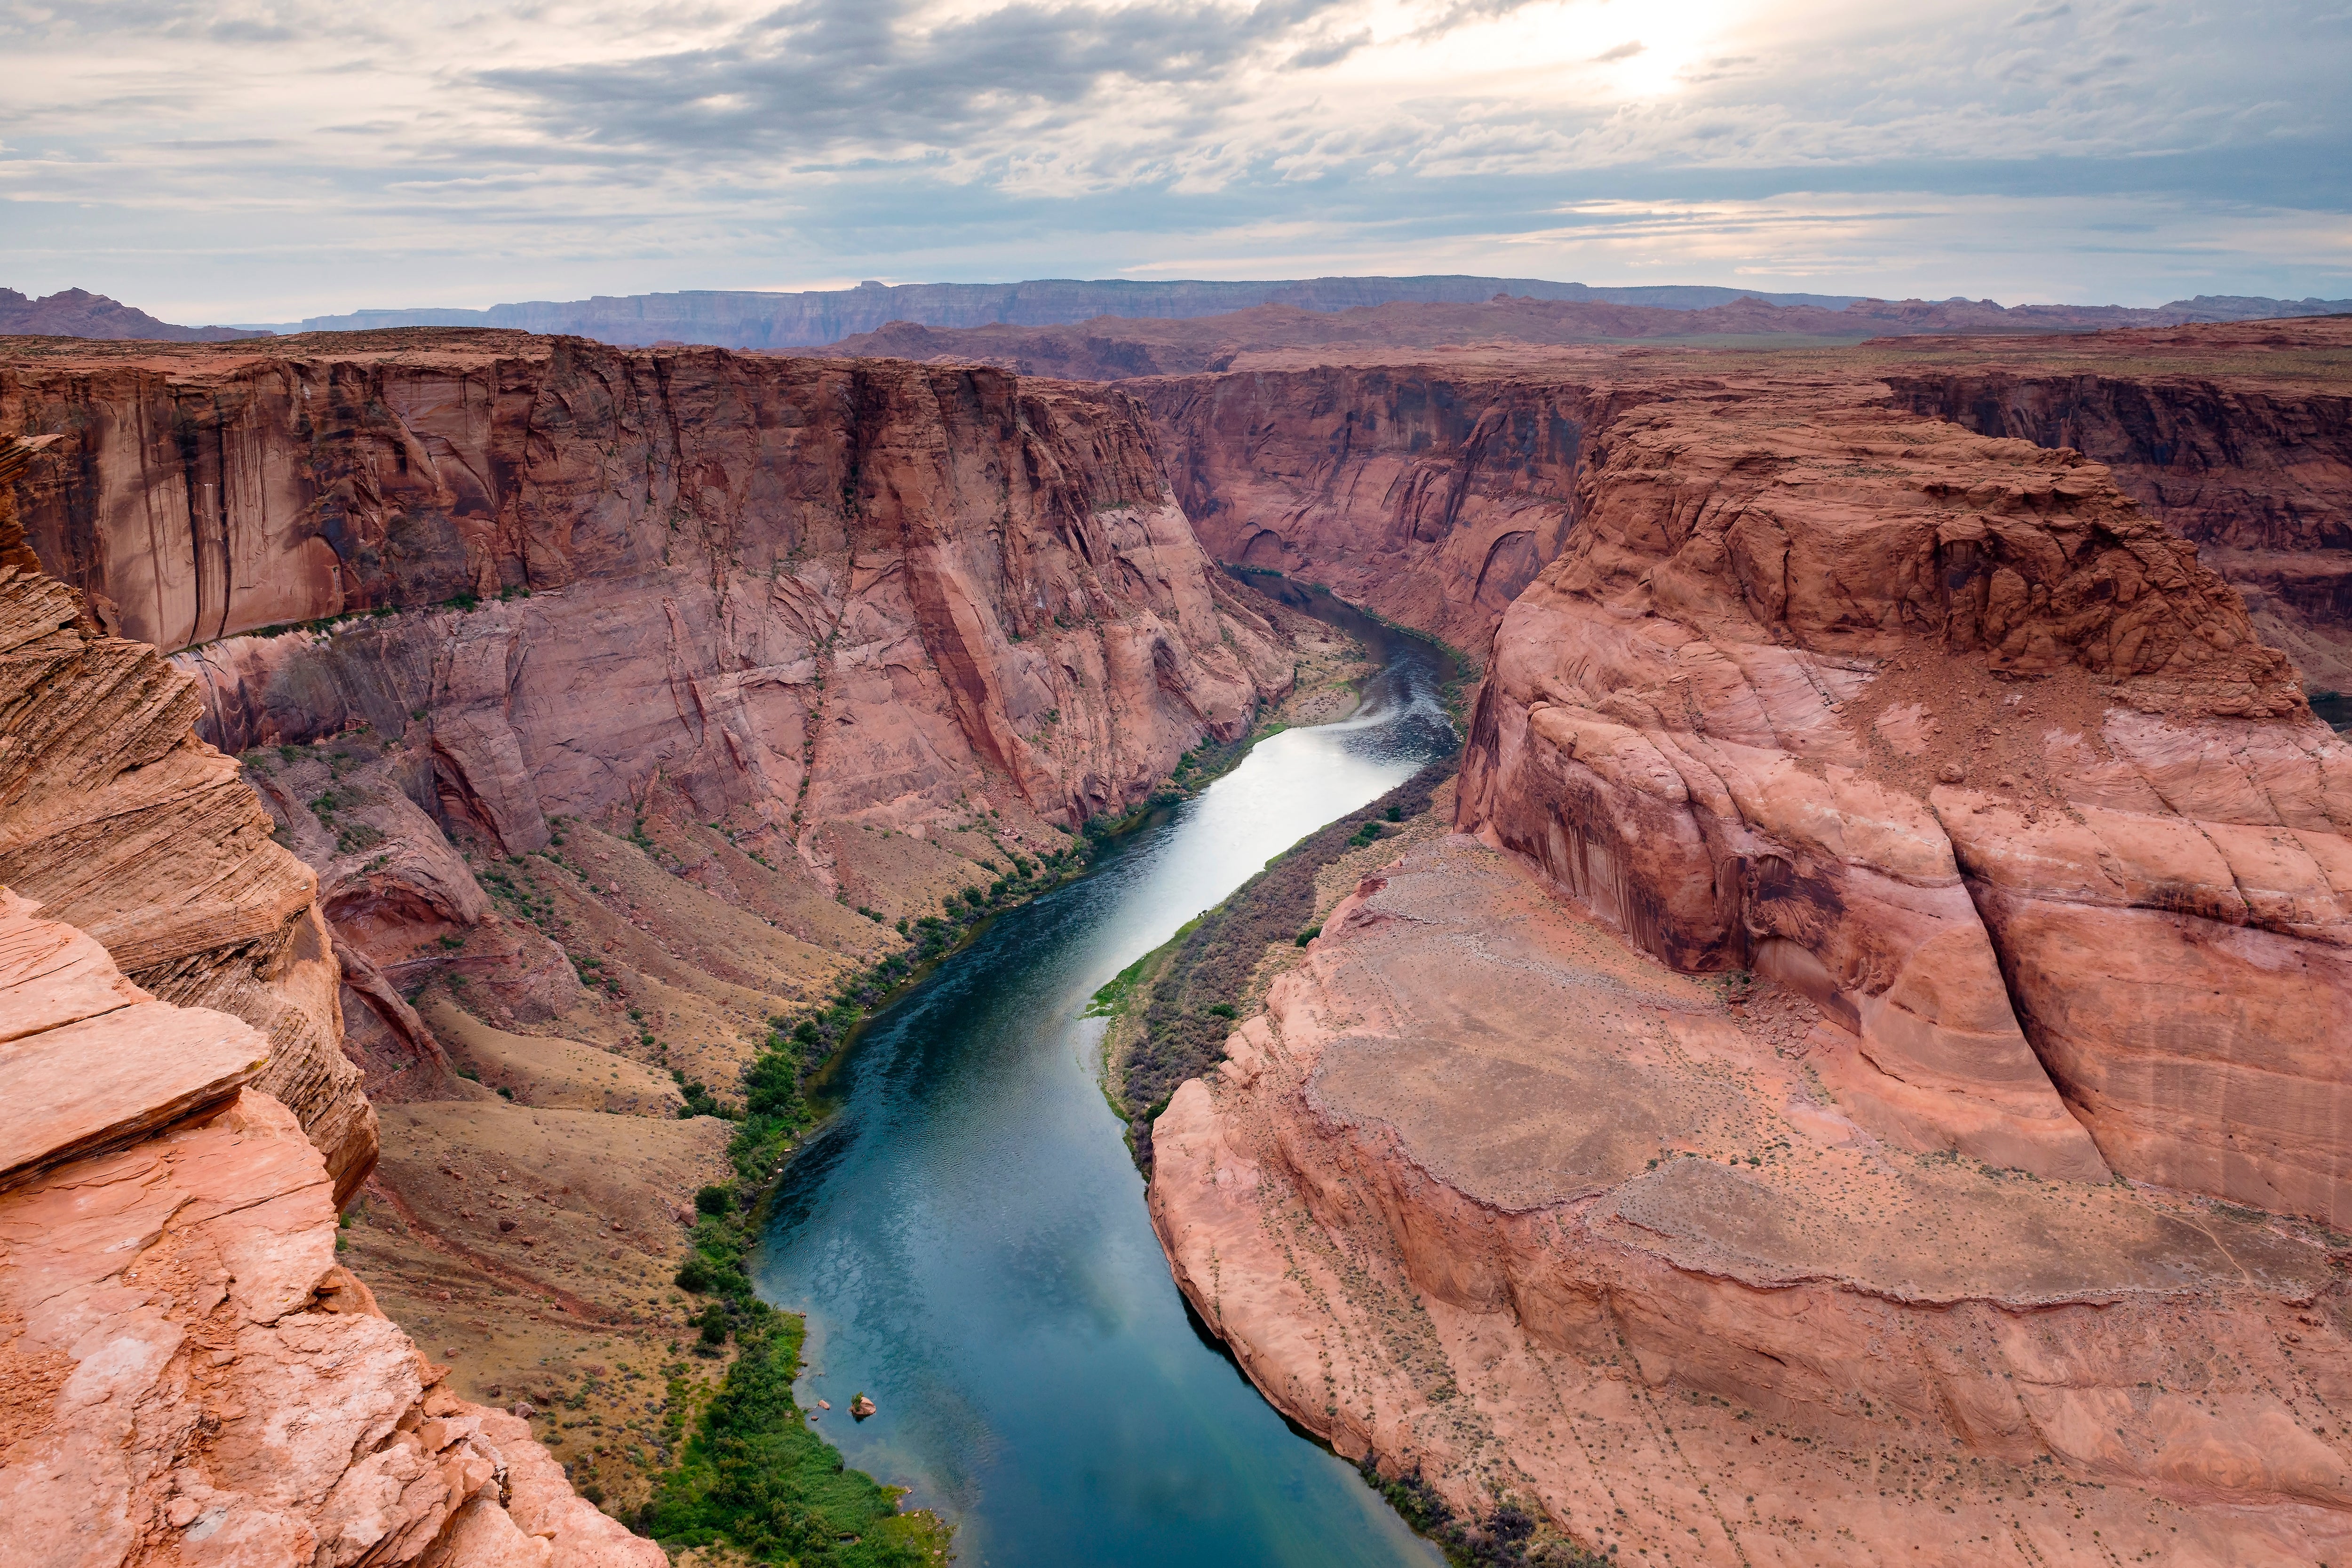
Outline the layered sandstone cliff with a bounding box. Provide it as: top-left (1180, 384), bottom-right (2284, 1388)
top-left (3, 334), bottom-right (1291, 835)
top-left (1152, 837), bottom-right (2352, 1565)
top-left (0, 435), bottom-right (375, 1203)
top-left (0, 891), bottom-right (660, 1568)
top-left (1456, 386), bottom-right (2346, 1217)
top-left (1883, 318), bottom-right (2352, 691)
top-left (1148, 340), bottom-right (2352, 1562)
top-left (1134, 368), bottom-right (1615, 654)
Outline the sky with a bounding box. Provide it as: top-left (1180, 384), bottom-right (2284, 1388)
top-left (3, 0), bottom-right (2348, 321)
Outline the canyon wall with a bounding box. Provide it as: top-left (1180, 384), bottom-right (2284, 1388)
top-left (1147, 334), bottom-right (2352, 1561)
top-left (1134, 369), bottom-right (1624, 655)
top-left (0, 436), bottom-right (376, 1203)
top-left (1887, 346), bottom-right (2352, 691)
top-left (1456, 386), bottom-right (2351, 1217)
top-left (2, 335), bottom-right (1293, 839)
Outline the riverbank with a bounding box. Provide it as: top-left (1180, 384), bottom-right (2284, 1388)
top-left (742, 606), bottom-right (1460, 1567)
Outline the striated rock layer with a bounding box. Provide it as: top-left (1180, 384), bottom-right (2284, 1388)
top-left (1147, 327), bottom-right (2352, 1562)
top-left (0, 892), bottom-right (658, 1568)
top-left (2, 333), bottom-right (1293, 836)
top-left (1134, 368), bottom-right (1613, 654)
top-left (1455, 383), bottom-right (2350, 1219)
top-left (0, 436), bottom-right (375, 1202)
top-left (1883, 318), bottom-right (2352, 692)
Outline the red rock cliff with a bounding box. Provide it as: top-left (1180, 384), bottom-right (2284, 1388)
top-left (1883, 319), bottom-right (2352, 689)
top-left (1457, 376), bottom-right (2352, 1219)
top-left (0, 435), bottom-right (375, 1203)
top-left (1133, 368), bottom-right (1621, 655)
top-left (2, 334), bottom-right (1294, 842)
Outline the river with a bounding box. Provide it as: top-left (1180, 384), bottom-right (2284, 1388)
top-left (753, 580), bottom-right (1459, 1566)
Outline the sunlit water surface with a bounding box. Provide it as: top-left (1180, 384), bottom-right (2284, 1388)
top-left (755, 582), bottom-right (1457, 1566)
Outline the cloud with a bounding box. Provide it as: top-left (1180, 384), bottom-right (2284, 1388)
top-left (0, 0), bottom-right (2344, 318)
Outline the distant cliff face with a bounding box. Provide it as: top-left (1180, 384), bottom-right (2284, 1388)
top-left (2, 334), bottom-right (1292, 841)
top-left (1885, 349), bottom-right (2352, 689)
top-left (1133, 367), bottom-right (1619, 656)
top-left (254, 275), bottom-right (1853, 348)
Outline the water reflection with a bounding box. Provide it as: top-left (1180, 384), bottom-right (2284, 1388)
top-left (755, 579), bottom-right (1455, 1567)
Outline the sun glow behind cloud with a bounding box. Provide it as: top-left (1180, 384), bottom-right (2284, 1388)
top-left (0, 0), bottom-right (2344, 318)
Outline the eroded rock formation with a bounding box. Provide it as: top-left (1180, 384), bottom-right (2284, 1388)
top-left (0, 892), bottom-right (659, 1568)
top-left (1152, 837), bottom-right (2352, 1564)
top-left (1457, 387), bottom-right (2347, 1215)
top-left (0, 435), bottom-right (376, 1202)
top-left (1147, 326), bottom-right (2352, 1562)
top-left (1136, 369), bottom-right (1612, 653)
top-left (1883, 319), bottom-right (2352, 690)
top-left (3, 334), bottom-right (1291, 833)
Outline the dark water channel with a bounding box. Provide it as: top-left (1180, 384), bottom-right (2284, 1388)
top-left (755, 580), bottom-right (1458, 1566)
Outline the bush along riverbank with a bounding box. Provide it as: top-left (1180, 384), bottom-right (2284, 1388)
top-left (1101, 758), bottom-right (1454, 1169)
top-left (637, 829), bottom-right (1097, 1565)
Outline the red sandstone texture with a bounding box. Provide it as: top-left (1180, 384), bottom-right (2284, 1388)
top-left (0, 893), bottom-right (658, 1568)
top-left (1132, 368), bottom-right (1622, 653)
top-left (0, 435), bottom-right (376, 1202)
top-left (1, 333), bottom-right (1293, 835)
top-left (1146, 325), bottom-right (2352, 1561)
top-left (1880, 318), bottom-right (2352, 689)
top-left (1457, 382), bottom-right (2348, 1216)
top-left (1152, 838), bottom-right (2352, 1564)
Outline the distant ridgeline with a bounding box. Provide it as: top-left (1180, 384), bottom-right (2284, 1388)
top-left (240, 276), bottom-right (1866, 346)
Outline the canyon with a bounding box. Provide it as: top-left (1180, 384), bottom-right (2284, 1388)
top-left (8, 309), bottom-right (2352, 1566)
top-left (0, 333), bottom-right (1310, 1553)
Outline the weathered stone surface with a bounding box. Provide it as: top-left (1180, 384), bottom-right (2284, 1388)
top-left (0, 436), bottom-right (375, 1202)
top-left (0, 891), bottom-right (267, 1189)
top-left (0, 894), bottom-right (660, 1568)
top-left (1883, 318), bottom-right (2352, 688)
top-left (1134, 368), bottom-right (1604, 655)
top-left (1152, 837), bottom-right (2352, 1564)
top-left (1454, 383), bottom-right (2352, 1210)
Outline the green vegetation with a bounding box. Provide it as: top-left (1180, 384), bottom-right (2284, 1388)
top-left (640, 822), bottom-right (1100, 1563)
top-left (1359, 1463), bottom-right (1607, 1567)
top-left (1110, 759), bottom-right (1452, 1165)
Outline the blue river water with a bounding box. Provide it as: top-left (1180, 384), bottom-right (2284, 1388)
top-left (754, 582), bottom-right (1458, 1566)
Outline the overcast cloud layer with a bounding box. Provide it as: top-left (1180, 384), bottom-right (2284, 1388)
top-left (2, 0), bottom-right (2346, 320)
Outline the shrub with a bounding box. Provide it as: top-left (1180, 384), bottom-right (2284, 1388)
top-left (695, 1185), bottom-right (735, 1217)
top-left (697, 1304), bottom-right (731, 1348)
top-left (674, 1257), bottom-right (713, 1293)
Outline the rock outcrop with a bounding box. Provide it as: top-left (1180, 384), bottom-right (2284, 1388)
top-left (1455, 385), bottom-right (2352, 1218)
top-left (0, 892), bottom-right (661, 1568)
top-left (1152, 836), bottom-right (2352, 1564)
top-left (1145, 327), bottom-right (2352, 1562)
top-left (1136, 368), bottom-right (1611, 654)
top-left (1883, 318), bottom-right (2352, 690)
top-left (0, 435), bottom-right (376, 1203)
